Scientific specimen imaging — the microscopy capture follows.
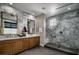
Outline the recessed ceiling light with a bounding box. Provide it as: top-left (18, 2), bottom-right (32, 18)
top-left (42, 7), bottom-right (46, 10)
top-left (9, 3), bottom-right (13, 5)
top-left (68, 7), bottom-right (71, 10)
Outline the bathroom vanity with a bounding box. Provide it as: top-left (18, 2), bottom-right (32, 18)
top-left (0, 35), bottom-right (40, 55)
top-left (0, 8), bottom-right (38, 55)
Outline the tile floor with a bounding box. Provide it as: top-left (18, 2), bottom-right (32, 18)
top-left (19, 47), bottom-right (68, 55)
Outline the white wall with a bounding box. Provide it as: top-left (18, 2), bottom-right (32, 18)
top-left (35, 14), bottom-right (47, 47)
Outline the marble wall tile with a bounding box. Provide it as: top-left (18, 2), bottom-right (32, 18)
top-left (46, 10), bottom-right (79, 50)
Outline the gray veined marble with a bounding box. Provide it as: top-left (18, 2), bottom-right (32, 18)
top-left (46, 10), bottom-right (79, 51)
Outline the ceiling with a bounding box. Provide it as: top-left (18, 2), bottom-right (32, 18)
top-left (12, 3), bottom-right (76, 17)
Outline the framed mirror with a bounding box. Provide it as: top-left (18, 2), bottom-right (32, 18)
top-left (27, 19), bottom-right (35, 34)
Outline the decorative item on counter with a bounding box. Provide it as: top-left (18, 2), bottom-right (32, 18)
top-left (22, 26), bottom-right (28, 36)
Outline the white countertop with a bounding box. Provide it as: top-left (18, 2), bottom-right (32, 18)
top-left (0, 34), bottom-right (40, 41)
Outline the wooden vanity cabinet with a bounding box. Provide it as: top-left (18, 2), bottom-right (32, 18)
top-left (0, 40), bottom-right (16, 55)
top-left (22, 39), bottom-right (30, 50)
top-left (12, 40), bottom-right (23, 54)
top-left (29, 36), bottom-right (40, 48)
top-left (12, 41), bottom-right (19, 54)
top-left (0, 36), bottom-right (40, 55)
top-left (0, 43), bottom-right (13, 55)
top-left (11, 39), bottom-right (29, 54)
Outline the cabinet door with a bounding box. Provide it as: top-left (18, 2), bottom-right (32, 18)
top-left (12, 42), bottom-right (19, 54)
top-left (29, 37), bottom-right (40, 48)
top-left (22, 39), bottom-right (29, 50)
top-left (34, 37), bottom-right (40, 46)
top-left (17, 40), bottom-right (23, 52)
top-left (0, 44), bottom-right (13, 55)
top-left (12, 40), bottom-right (23, 54)
top-left (29, 37), bottom-right (35, 48)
